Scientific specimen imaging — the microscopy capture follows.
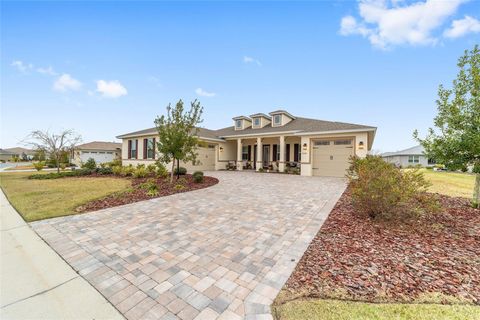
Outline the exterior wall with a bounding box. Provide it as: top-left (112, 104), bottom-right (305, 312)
top-left (300, 131), bottom-right (369, 176)
top-left (383, 155), bottom-right (429, 167)
top-left (216, 140), bottom-right (236, 169)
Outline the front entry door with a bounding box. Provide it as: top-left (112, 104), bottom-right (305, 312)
top-left (262, 145), bottom-right (270, 168)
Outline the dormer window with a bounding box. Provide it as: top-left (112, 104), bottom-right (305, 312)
top-left (274, 114), bottom-right (281, 125)
top-left (235, 119), bottom-right (242, 129)
top-left (254, 118), bottom-right (260, 126)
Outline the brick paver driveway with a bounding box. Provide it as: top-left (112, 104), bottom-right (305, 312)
top-left (31, 171), bottom-right (346, 320)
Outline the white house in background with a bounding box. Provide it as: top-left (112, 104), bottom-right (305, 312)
top-left (117, 110), bottom-right (377, 177)
top-left (72, 141), bottom-right (121, 166)
top-left (381, 145), bottom-right (434, 167)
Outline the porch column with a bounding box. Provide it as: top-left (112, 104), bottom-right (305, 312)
top-left (279, 135), bottom-right (285, 173)
top-left (237, 138), bottom-right (243, 170)
top-left (256, 137), bottom-right (262, 171)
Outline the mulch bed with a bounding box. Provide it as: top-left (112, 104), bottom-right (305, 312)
top-left (284, 190), bottom-right (480, 305)
top-left (76, 174), bottom-right (218, 213)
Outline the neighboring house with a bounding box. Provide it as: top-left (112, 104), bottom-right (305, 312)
top-left (72, 141), bottom-right (121, 167)
top-left (382, 145), bottom-right (434, 167)
top-left (3, 147), bottom-right (35, 160)
top-left (117, 110), bottom-right (376, 177)
top-left (0, 149), bottom-right (16, 162)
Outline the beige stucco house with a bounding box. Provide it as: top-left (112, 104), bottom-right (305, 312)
top-left (117, 110), bottom-right (376, 177)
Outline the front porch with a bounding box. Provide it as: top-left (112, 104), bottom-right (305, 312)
top-left (230, 136), bottom-right (302, 173)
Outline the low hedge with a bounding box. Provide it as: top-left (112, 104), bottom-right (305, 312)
top-left (174, 167), bottom-right (187, 175)
top-left (29, 169), bottom-right (93, 180)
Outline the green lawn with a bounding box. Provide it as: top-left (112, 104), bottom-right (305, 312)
top-left (419, 169), bottom-right (475, 198)
top-left (273, 299), bottom-right (480, 320)
top-left (0, 172), bottom-right (131, 221)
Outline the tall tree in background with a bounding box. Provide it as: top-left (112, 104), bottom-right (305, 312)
top-left (414, 45), bottom-right (480, 207)
top-left (155, 99), bottom-right (203, 183)
top-left (25, 129), bottom-right (82, 173)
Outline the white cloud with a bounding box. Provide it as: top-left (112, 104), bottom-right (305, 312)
top-left (195, 88), bottom-right (216, 97)
top-left (339, 0), bottom-right (464, 49)
top-left (444, 15), bottom-right (480, 38)
top-left (96, 80), bottom-right (128, 98)
top-left (243, 56), bottom-right (262, 66)
top-left (36, 66), bottom-right (57, 76)
top-left (53, 74), bottom-right (82, 91)
top-left (11, 60), bottom-right (33, 73)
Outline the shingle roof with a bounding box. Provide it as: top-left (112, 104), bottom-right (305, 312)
top-left (116, 127), bottom-right (223, 141)
top-left (382, 145), bottom-right (425, 157)
top-left (214, 117), bottom-right (375, 137)
top-left (117, 114), bottom-right (376, 140)
top-left (76, 141), bottom-right (122, 151)
top-left (0, 148), bottom-right (16, 155)
top-left (4, 147), bottom-right (35, 155)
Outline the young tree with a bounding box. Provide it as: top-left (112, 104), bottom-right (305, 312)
top-left (25, 129), bottom-right (82, 173)
top-left (154, 99), bottom-right (203, 183)
top-left (414, 45), bottom-right (480, 207)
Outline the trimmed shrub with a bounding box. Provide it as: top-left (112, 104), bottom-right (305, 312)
top-left (133, 166), bottom-right (148, 178)
top-left (192, 171), bottom-right (204, 183)
top-left (174, 167), bottom-right (187, 175)
top-left (155, 161), bottom-right (168, 178)
top-left (121, 165), bottom-right (135, 177)
top-left (33, 162), bottom-right (45, 171)
top-left (59, 163), bottom-right (67, 170)
top-left (82, 158), bottom-right (97, 170)
top-left (97, 167), bottom-right (113, 175)
top-left (139, 178), bottom-right (159, 196)
top-left (146, 164), bottom-right (157, 174)
top-left (346, 155), bottom-right (439, 220)
top-left (174, 184), bottom-right (185, 191)
top-left (112, 165), bottom-right (122, 176)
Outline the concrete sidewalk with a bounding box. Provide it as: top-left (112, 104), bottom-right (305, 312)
top-left (0, 190), bottom-right (123, 319)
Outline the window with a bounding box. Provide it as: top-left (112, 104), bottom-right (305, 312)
top-left (144, 138), bottom-right (155, 159)
top-left (235, 119), bottom-right (242, 129)
top-left (129, 140), bottom-right (138, 159)
top-left (254, 118), bottom-right (260, 126)
top-left (294, 143), bottom-right (300, 162)
top-left (208, 144), bottom-right (216, 149)
top-left (107, 152), bottom-right (113, 154)
top-left (274, 114), bottom-right (281, 125)
top-left (334, 139), bottom-right (352, 145)
top-left (242, 146), bottom-right (248, 161)
top-left (408, 155), bottom-right (420, 163)
top-left (314, 140), bottom-right (330, 146)
top-left (286, 144), bottom-right (290, 161)
top-left (99, 152), bottom-right (105, 154)
top-left (276, 144), bottom-right (280, 161)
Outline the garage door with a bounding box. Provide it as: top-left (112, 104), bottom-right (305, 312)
top-left (312, 139), bottom-right (354, 177)
top-left (185, 145), bottom-right (216, 171)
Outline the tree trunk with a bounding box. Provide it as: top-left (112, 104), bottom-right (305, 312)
top-left (177, 158), bottom-right (180, 180)
top-left (56, 155), bottom-right (60, 173)
top-left (170, 158), bottom-right (175, 183)
top-left (473, 173), bottom-right (480, 208)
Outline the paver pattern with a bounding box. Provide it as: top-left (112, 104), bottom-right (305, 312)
top-left (31, 171), bottom-right (346, 319)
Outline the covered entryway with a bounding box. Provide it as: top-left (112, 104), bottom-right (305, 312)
top-left (312, 139), bottom-right (354, 177)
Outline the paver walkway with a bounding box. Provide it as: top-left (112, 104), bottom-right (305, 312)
top-left (31, 171), bottom-right (346, 319)
top-left (0, 190), bottom-right (123, 320)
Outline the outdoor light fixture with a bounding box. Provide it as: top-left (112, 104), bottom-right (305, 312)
top-left (219, 146), bottom-right (224, 152)
top-left (358, 141), bottom-right (364, 149)
top-left (302, 143), bottom-right (307, 150)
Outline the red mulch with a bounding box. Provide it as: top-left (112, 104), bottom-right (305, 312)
top-left (284, 190), bottom-right (480, 305)
top-left (76, 174), bottom-right (218, 213)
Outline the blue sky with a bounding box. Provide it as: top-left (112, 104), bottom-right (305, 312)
top-left (1, 1), bottom-right (479, 152)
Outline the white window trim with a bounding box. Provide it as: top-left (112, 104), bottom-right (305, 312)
top-left (273, 115), bottom-right (281, 125)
